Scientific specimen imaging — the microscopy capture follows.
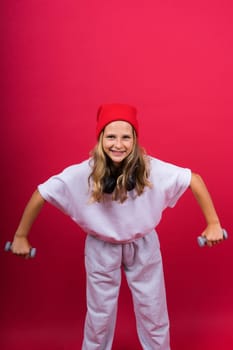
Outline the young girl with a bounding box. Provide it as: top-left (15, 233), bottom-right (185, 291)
top-left (10, 103), bottom-right (224, 350)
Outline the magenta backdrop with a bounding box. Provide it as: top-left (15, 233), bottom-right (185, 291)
top-left (1, 1), bottom-right (233, 349)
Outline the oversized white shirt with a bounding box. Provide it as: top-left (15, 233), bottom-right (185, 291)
top-left (38, 157), bottom-right (191, 243)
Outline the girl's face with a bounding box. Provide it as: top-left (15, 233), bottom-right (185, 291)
top-left (102, 121), bottom-right (135, 166)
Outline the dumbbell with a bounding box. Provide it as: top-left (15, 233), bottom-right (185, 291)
top-left (4, 241), bottom-right (37, 258)
top-left (197, 229), bottom-right (228, 247)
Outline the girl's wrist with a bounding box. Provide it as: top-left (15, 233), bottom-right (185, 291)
top-left (15, 230), bottom-right (28, 239)
top-left (206, 221), bottom-right (221, 227)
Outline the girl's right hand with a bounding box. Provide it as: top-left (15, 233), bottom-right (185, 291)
top-left (8, 189), bottom-right (44, 258)
top-left (11, 235), bottom-right (32, 258)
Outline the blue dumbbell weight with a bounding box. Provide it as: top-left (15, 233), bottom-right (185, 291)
top-left (4, 241), bottom-right (37, 258)
top-left (197, 229), bottom-right (228, 247)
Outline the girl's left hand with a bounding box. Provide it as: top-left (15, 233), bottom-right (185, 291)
top-left (201, 223), bottom-right (224, 247)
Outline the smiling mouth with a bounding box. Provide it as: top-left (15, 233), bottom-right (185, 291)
top-left (111, 150), bottom-right (125, 155)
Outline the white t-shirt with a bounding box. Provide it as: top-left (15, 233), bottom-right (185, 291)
top-left (38, 157), bottom-right (191, 243)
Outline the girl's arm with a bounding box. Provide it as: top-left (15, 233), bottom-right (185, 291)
top-left (11, 189), bottom-right (45, 256)
top-left (190, 172), bottom-right (223, 247)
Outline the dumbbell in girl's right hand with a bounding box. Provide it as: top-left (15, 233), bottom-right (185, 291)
top-left (4, 241), bottom-right (37, 258)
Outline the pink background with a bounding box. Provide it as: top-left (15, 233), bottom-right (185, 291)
top-left (1, 1), bottom-right (233, 349)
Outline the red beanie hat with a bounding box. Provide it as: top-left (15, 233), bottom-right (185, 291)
top-left (96, 103), bottom-right (138, 138)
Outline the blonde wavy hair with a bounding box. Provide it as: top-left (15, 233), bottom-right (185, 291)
top-left (88, 130), bottom-right (152, 203)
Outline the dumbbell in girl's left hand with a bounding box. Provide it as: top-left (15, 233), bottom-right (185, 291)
top-left (197, 228), bottom-right (228, 247)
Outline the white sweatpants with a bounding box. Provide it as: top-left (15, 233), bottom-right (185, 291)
top-left (82, 230), bottom-right (170, 350)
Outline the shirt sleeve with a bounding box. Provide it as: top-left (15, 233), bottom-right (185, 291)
top-left (38, 174), bottom-right (73, 216)
top-left (165, 165), bottom-right (192, 208)
top-left (150, 157), bottom-right (192, 210)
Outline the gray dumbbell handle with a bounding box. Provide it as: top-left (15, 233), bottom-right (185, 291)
top-left (4, 241), bottom-right (37, 258)
top-left (197, 229), bottom-right (228, 247)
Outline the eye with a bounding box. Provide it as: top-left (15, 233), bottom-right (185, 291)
top-left (106, 134), bottom-right (115, 139)
top-left (122, 135), bottom-right (131, 139)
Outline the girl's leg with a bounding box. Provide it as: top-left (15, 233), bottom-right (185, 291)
top-left (123, 231), bottom-right (170, 350)
top-left (82, 235), bottom-right (122, 350)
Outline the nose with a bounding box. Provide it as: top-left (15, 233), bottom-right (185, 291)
top-left (114, 137), bottom-right (122, 149)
